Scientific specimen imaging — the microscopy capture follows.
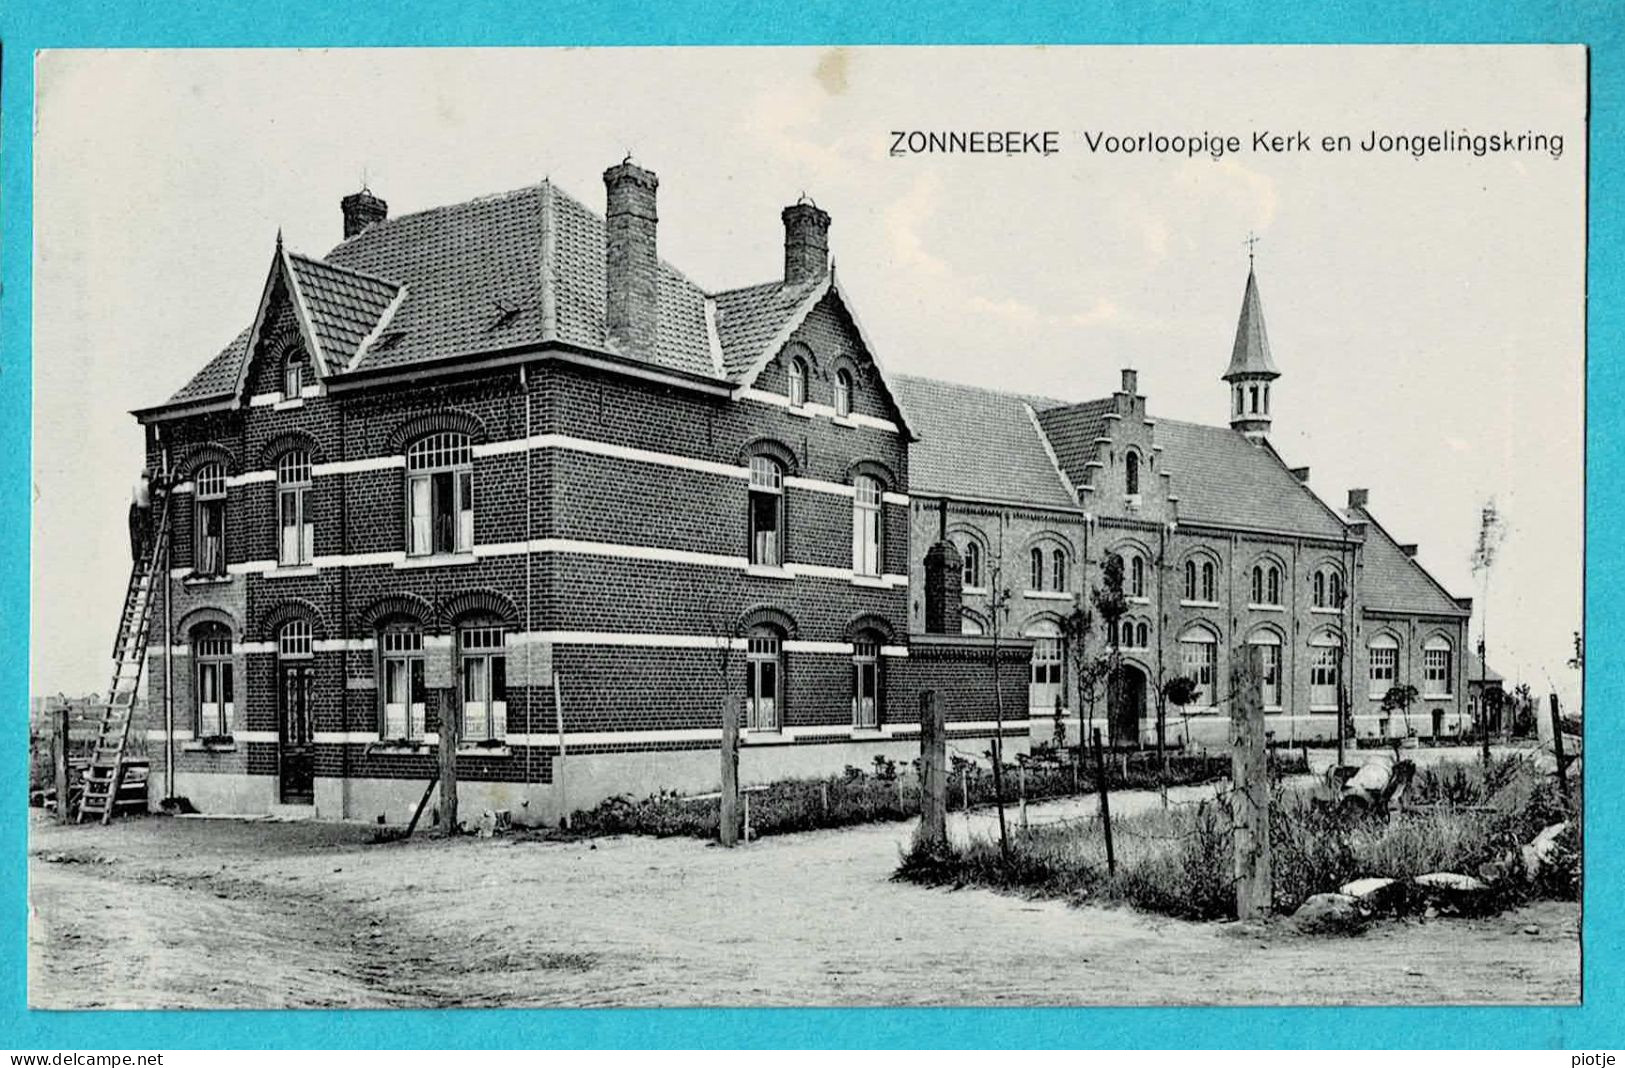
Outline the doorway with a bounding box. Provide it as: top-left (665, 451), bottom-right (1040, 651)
top-left (279, 663), bottom-right (315, 804)
top-left (1112, 664), bottom-right (1148, 748)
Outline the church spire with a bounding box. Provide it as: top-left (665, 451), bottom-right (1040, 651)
top-left (1222, 249), bottom-right (1281, 440)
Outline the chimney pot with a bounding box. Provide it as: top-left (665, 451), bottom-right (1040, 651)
top-left (604, 161), bottom-right (660, 358)
top-left (341, 189), bottom-right (388, 239)
top-left (1120, 368), bottom-right (1138, 396)
top-left (1347, 488), bottom-right (1369, 510)
top-left (782, 201), bottom-right (831, 285)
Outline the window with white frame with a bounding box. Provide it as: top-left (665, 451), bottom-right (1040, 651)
top-left (1310, 636), bottom-right (1340, 708)
top-left (1030, 547), bottom-right (1044, 590)
top-left (1129, 554), bottom-right (1145, 598)
top-left (1201, 560), bottom-right (1216, 602)
top-left (406, 433), bottom-right (473, 556)
top-left (852, 476), bottom-right (882, 577)
top-left (1313, 565), bottom-right (1345, 609)
top-left (746, 629), bottom-right (782, 730)
top-left (283, 351), bottom-right (304, 400)
top-left (1369, 635), bottom-right (1398, 696)
top-left (459, 624), bottom-right (507, 743)
top-left (277, 451), bottom-right (314, 566)
top-left (193, 625), bottom-right (234, 737)
top-left (787, 356), bottom-right (807, 407)
top-left (380, 627), bottom-right (426, 741)
top-left (1027, 621), bottom-right (1063, 713)
top-left (278, 618), bottom-right (313, 659)
top-left (1252, 562), bottom-right (1282, 606)
top-left (1052, 548), bottom-right (1068, 593)
top-left (748, 456), bottom-right (785, 567)
top-left (1179, 627), bottom-right (1216, 708)
top-left (961, 540), bottom-right (983, 588)
top-left (1250, 632), bottom-right (1282, 708)
top-left (1184, 559), bottom-right (1197, 600)
top-left (193, 463), bottom-right (228, 576)
top-left (852, 637), bottom-right (880, 729)
top-left (1424, 638), bottom-right (1453, 696)
top-left (834, 369), bottom-right (852, 418)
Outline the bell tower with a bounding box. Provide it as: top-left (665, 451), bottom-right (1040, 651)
top-left (1223, 236), bottom-right (1281, 441)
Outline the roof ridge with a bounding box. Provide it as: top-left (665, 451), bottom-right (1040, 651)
top-left (325, 180), bottom-right (550, 257)
top-left (287, 249), bottom-right (406, 290)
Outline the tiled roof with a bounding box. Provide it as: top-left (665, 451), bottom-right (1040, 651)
top-left (1349, 507), bottom-right (1467, 616)
top-left (1034, 400), bottom-right (1116, 486)
top-left (1152, 419), bottom-right (1347, 537)
top-left (714, 278), bottom-right (825, 378)
top-left (892, 375), bottom-right (1077, 510)
top-left (285, 253), bottom-right (402, 369)
top-left (159, 181), bottom-right (729, 405)
top-left (1224, 268), bottom-right (1280, 379)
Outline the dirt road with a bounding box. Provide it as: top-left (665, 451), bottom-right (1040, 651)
top-left (29, 805), bottom-right (1578, 1009)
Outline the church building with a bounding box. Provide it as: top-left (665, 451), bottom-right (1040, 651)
top-left (129, 159), bottom-right (1469, 823)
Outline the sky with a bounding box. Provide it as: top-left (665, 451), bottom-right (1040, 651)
top-left (31, 46), bottom-right (1586, 708)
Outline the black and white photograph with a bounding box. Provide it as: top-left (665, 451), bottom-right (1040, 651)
top-left (27, 45), bottom-right (1585, 1009)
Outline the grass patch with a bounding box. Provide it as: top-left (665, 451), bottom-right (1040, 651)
top-left (897, 754), bottom-right (1579, 921)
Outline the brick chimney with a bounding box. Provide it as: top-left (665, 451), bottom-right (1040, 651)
top-left (340, 189), bottom-right (388, 239)
top-left (923, 500), bottom-right (963, 634)
top-left (1347, 488), bottom-right (1369, 511)
top-left (603, 160), bottom-right (660, 358)
top-left (1120, 368), bottom-right (1138, 395)
top-left (782, 200), bottom-right (831, 285)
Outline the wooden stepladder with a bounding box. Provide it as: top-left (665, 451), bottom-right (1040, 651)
top-left (78, 493), bottom-right (171, 824)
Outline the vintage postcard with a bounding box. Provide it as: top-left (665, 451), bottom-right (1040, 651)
top-left (27, 45), bottom-right (1585, 1010)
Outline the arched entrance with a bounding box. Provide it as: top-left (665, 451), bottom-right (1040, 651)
top-left (1111, 663), bottom-right (1148, 748)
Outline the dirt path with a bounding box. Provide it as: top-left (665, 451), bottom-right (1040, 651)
top-left (28, 806), bottom-right (1579, 1009)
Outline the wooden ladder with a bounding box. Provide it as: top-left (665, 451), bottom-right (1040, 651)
top-left (79, 494), bottom-right (171, 825)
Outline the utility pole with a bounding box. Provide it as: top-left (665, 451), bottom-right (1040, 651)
top-left (987, 556), bottom-right (1012, 865)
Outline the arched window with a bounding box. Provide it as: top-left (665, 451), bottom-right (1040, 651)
top-left (749, 456), bottom-right (785, 567)
top-left (852, 633), bottom-right (881, 729)
top-left (1051, 548), bottom-right (1068, 592)
top-left (1249, 384), bottom-right (1260, 413)
top-left (787, 356), bottom-right (807, 408)
top-left (852, 475), bottom-right (882, 577)
top-left (1310, 631), bottom-right (1341, 709)
top-left (746, 626), bottom-right (783, 730)
top-left (1423, 636), bottom-right (1454, 697)
top-left (406, 432), bottom-right (473, 556)
top-left (1263, 382), bottom-right (1271, 413)
top-left (961, 540), bottom-right (983, 589)
top-left (1178, 625), bottom-right (1217, 707)
top-left (1329, 571), bottom-right (1344, 608)
top-left (1026, 620), bottom-right (1063, 709)
top-left (1125, 450), bottom-right (1140, 496)
top-left (1268, 565), bottom-right (1281, 605)
top-left (1184, 559), bottom-right (1197, 600)
top-left (1129, 554), bottom-right (1145, 598)
top-left (458, 621), bottom-right (508, 742)
top-left (379, 623), bottom-right (426, 741)
top-left (276, 450), bottom-right (313, 567)
top-left (193, 462), bottom-right (228, 576)
top-left (1030, 547), bottom-right (1044, 590)
top-left (283, 350), bottom-right (305, 400)
top-left (1249, 630), bottom-right (1283, 708)
top-left (1312, 565), bottom-right (1345, 609)
top-left (1201, 561), bottom-right (1216, 602)
top-left (833, 369), bottom-right (853, 418)
top-left (1136, 621), bottom-right (1150, 649)
top-left (1368, 633), bottom-right (1399, 697)
top-left (192, 623), bottom-right (234, 738)
top-left (1313, 571), bottom-right (1326, 607)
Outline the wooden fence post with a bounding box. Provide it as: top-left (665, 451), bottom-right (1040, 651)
top-left (919, 691), bottom-right (946, 849)
top-left (720, 696), bottom-right (740, 847)
top-left (54, 706), bottom-right (70, 825)
top-left (1231, 643), bottom-right (1271, 919)
top-left (1549, 694), bottom-right (1571, 802)
top-left (437, 688), bottom-right (459, 835)
top-left (1092, 728), bottom-right (1115, 876)
top-left (1018, 764), bottom-right (1028, 830)
top-left (960, 765), bottom-right (969, 812)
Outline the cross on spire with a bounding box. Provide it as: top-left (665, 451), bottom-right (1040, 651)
top-left (1244, 231), bottom-right (1261, 269)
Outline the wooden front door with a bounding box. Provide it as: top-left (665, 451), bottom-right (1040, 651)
top-left (279, 663), bottom-right (315, 804)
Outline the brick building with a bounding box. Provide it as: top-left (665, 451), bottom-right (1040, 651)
top-left (131, 160), bottom-right (1469, 823)
top-left (133, 162), bottom-right (1026, 823)
top-left (895, 269), bottom-right (1472, 750)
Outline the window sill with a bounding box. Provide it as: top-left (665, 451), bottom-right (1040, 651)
top-left (458, 745), bottom-right (512, 758)
top-left (182, 573), bottom-right (232, 586)
top-left (183, 739), bottom-right (237, 753)
top-left (395, 553), bottom-right (477, 570)
top-left (741, 730), bottom-right (789, 745)
top-left (1180, 600), bottom-right (1221, 609)
top-left (851, 574), bottom-right (887, 588)
top-left (850, 728), bottom-right (886, 740)
top-left (746, 564), bottom-right (794, 581)
top-left (1126, 596), bottom-right (1150, 605)
top-left (831, 415), bottom-right (859, 429)
top-left (1023, 590), bottom-right (1074, 601)
top-left (273, 397), bottom-right (305, 411)
top-left (1309, 705), bottom-right (1340, 713)
top-left (368, 742), bottom-right (431, 755)
top-left (785, 406), bottom-right (814, 420)
top-left (1422, 694), bottom-right (1454, 701)
top-left (963, 585), bottom-right (988, 596)
top-left (267, 565), bottom-right (319, 579)
top-left (1247, 603), bottom-right (1285, 612)
top-left (1310, 607), bottom-right (1342, 615)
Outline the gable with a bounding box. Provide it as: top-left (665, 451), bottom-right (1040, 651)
top-left (1356, 510), bottom-right (1467, 616)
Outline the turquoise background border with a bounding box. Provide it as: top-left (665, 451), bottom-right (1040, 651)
top-left (1, 0), bottom-right (1616, 1050)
